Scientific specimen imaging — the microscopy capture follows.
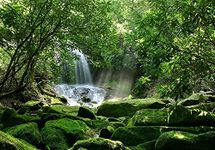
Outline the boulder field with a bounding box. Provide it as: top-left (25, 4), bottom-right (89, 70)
top-left (0, 92), bottom-right (214, 150)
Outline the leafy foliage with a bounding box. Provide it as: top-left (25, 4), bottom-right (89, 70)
top-left (128, 0), bottom-right (215, 98)
top-left (0, 0), bottom-right (116, 94)
top-left (0, 0), bottom-right (214, 99)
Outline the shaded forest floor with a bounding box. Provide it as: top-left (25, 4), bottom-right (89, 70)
top-left (0, 90), bottom-right (215, 149)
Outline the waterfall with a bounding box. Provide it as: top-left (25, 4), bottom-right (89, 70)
top-left (73, 49), bottom-right (93, 84)
top-left (55, 48), bottom-right (106, 107)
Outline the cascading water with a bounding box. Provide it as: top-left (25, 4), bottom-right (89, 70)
top-left (54, 49), bottom-right (106, 107)
top-left (73, 49), bottom-right (93, 84)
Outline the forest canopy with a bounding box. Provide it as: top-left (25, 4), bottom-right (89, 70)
top-left (0, 0), bottom-right (214, 99)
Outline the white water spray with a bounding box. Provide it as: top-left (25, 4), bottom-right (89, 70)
top-left (55, 49), bottom-right (106, 107)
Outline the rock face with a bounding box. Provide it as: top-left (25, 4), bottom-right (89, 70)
top-left (97, 98), bottom-right (165, 117)
top-left (0, 92), bottom-right (214, 149)
top-left (70, 138), bottom-right (126, 150)
top-left (155, 131), bottom-right (215, 150)
top-left (1, 108), bottom-right (40, 127)
top-left (129, 105), bottom-right (215, 126)
top-left (111, 126), bottom-right (215, 147)
top-left (111, 126), bottom-right (161, 146)
top-left (4, 122), bottom-right (41, 147)
top-left (78, 107), bottom-right (96, 119)
top-left (41, 118), bottom-right (89, 150)
top-left (0, 130), bottom-right (36, 150)
top-left (128, 108), bottom-right (168, 126)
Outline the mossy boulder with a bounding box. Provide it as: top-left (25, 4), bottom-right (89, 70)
top-left (129, 106), bottom-right (215, 126)
top-left (179, 92), bottom-right (215, 106)
top-left (97, 98), bottom-right (165, 117)
top-left (41, 118), bottom-right (89, 150)
top-left (1, 108), bottom-right (40, 127)
top-left (24, 100), bottom-right (43, 110)
top-left (18, 100), bottom-right (43, 114)
top-left (99, 126), bottom-right (115, 139)
top-left (70, 138), bottom-right (127, 150)
top-left (78, 107), bottom-right (96, 119)
top-left (128, 108), bottom-right (169, 126)
top-left (134, 140), bottom-right (156, 150)
top-left (179, 93), bottom-right (208, 106)
top-left (111, 126), bottom-right (215, 146)
top-left (111, 126), bottom-right (161, 146)
top-left (42, 105), bottom-right (79, 116)
top-left (4, 122), bottom-right (41, 147)
top-left (42, 127), bottom-right (68, 150)
top-left (50, 97), bottom-right (64, 105)
top-left (84, 119), bottom-right (111, 130)
top-left (155, 131), bottom-right (215, 150)
top-left (168, 105), bottom-right (215, 126)
top-left (0, 130), bottom-right (36, 150)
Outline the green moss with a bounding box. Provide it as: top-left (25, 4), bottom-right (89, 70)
top-left (85, 119), bottom-right (111, 129)
top-left (129, 106), bottom-right (215, 127)
top-left (128, 108), bottom-right (169, 126)
top-left (155, 131), bottom-right (215, 150)
top-left (42, 127), bottom-right (69, 150)
top-left (134, 140), bottom-right (156, 150)
top-left (41, 118), bottom-right (89, 149)
top-left (50, 98), bottom-right (64, 105)
top-left (5, 122), bottom-right (41, 147)
top-left (25, 100), bottom-right (42, 107)
top-left (97, 98), bottom-right (165, 117)
top-left (44, 118), bottom-right (89, 133)
top-left (70, 138), bottom-right (126, 150)
top-left (111, 126), bottom-right (215, 147)
top-left (155, 131), bottom-right (196, 150)
top-left (0, 130), bottom-right (36, 150)
top-left (2, 108), bottom-right (40, 127)
top-left (111, 126), bottom-right (161, 146)
top-left (168, 105), bottom-right (215, 126)
top-left (78, 107), bottom-right (96, 119)
top-left (43, 105), bottom-right (79, 116)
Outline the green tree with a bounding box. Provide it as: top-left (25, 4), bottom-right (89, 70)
top-left (132, 0), bottom-right (215, 98)
top-left (0, 0), bottom-right (114, 96)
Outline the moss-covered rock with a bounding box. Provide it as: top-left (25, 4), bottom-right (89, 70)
top-left (17, 100), bottom-right (43, 114)
top-left (179, 93), bottom-right (208, 106)
top-left (70, 138), bottom-right (127, 150)
top-left (129, 106), bottom-right (215, 126)
top-left (78, 107), bottom-right (96, 119)
top-left (24, 100), bottom-right (43, 109)
top-left (111, 126), bottom-right (161, 146)
top-left (0, 130), bottom-right (36, 150)
top-left (41, 118), bottom-right (89, 149)
top-left (111, 126), bottom-right (215, 146)
top-left (168, 105), bottom-right (215, 126)
top-left (134, 140), bottom-right (156, 150)
top-left (179, 92), bottom-right (215, 106)
top-left (97, 98), bottom-right (165, 117)
top-left (99, 126), bottom-right (115, 139)
top-left (155, 131), bottom-right (215, 150)
top-left (50, 97), bottom-right (64, 105)
top-left (42, 105), bottom-right (79, 116)
top-left (1, 108), bottom-right (40, 127)
top-left (84, 116), bottom-right (111, 130)
top-left (128, 108), bottom-right (169, 126)
top-left (4, 122), bottom-right (41, 147)
top-left (42, 127), bottom-right (68, 150)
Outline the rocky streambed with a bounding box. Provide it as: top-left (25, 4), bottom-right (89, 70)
top-left (0, 92), bottom-right (215, 150)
